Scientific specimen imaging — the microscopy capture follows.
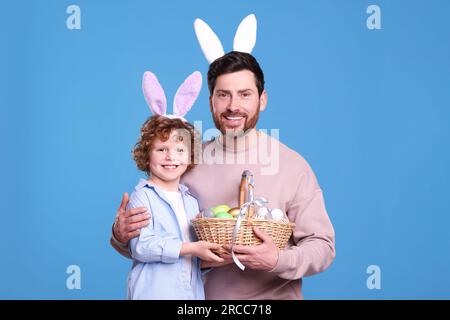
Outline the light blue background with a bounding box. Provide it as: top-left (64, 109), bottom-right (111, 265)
top-left (1, 0), bottom-right (449, 299)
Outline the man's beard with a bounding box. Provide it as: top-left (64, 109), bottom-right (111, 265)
top-left (212, 105), bottom-right (261, 138)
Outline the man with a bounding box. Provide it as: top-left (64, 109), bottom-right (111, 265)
top-left (111, 51), bottom-right (335, 299)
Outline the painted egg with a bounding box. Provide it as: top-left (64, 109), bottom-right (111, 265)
top-left (228, 207), bottom-right (241, 217)
top-left (257, 207), bottom-right (269, 219)
top-left (270, 208), bottom-right (284, 220)
top-left (203, 208), bottom-right (216, 218)
top-left (214, 212), bottom-right (234, 219)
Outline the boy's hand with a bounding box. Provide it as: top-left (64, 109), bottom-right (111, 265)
top-left (200, 254), bottom-right (233, 268)
top-left (182, 241), bottom-right (224, 263)
top-left (113, 192), bottom-right (150, 244)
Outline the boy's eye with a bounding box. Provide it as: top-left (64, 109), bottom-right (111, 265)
top-left (177, 148), bottom-right (185, 153)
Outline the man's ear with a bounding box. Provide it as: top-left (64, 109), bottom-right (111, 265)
top-left (209, 95), bottom-right (213, 113)
top-left (259, 90), bottom-right (268, 111)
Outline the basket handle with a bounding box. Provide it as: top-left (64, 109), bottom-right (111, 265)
top-left (239, 175), bottom-right (246, 207)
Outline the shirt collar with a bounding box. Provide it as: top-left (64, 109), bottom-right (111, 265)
top-left (135, 178), bottom-right (190, 195)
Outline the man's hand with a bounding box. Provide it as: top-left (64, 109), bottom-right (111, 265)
top-left (113, 192), bottom-right (150, 244)
top-left (223, 227), bottom-right (279, 271)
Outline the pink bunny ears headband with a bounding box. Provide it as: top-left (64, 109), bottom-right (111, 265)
top-left (194, 14), bottom-right (257, 64)
top-left (142, 14), bottom-right (255, 118)
top-left (142, 71), bottom-right (202, 122)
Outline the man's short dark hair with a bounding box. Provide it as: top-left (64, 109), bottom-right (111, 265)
top-left (207, 51), bottom-right (265, 96)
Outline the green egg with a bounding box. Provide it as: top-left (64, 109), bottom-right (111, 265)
top-left (214, 212), bottom-right (234, 219)
top-left (212, 205), bottom-right (231, 214)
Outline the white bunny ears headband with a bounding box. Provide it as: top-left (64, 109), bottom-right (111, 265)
top-left (142, 71), bottom-right (202, 121)
top-left (194, 14), bottom-right (257, 64)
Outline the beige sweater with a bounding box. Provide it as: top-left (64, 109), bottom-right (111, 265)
top-left (111, 129), bottom-right (335, 299)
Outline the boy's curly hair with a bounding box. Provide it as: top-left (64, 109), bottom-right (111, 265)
top-left (133, 115), bottom-right (201, 176)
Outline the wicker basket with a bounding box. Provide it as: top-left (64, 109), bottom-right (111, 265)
top-left (191, 217), bottom-right (295, 254)
top-left (191, 170), bottom-right (295, 254)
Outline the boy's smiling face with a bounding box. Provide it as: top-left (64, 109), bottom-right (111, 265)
top-left (148, 130), bottom-right (190, 185)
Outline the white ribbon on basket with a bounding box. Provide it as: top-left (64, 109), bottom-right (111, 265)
top-left (231, 197), bottom-right (268, 270)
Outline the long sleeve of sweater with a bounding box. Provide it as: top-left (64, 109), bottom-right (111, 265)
top-left (270, 167), bottom-right (336, 280)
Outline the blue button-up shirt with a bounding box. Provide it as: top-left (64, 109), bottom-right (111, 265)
top-left (127, 179), bottom-right (204, 300)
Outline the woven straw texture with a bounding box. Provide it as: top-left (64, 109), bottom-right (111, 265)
top-left (191, 218), bottom-right (295, 254)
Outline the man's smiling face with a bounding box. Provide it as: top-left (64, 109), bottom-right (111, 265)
top-left (210, 70), bottom-right (267, 136)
